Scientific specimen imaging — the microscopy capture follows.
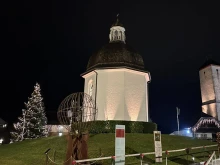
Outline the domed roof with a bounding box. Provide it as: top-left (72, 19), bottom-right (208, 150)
top-left (86, 41), bottom-right (145, 71)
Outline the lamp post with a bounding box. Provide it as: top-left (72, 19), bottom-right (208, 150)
top-left (176, 107), bottom-right (180, 135)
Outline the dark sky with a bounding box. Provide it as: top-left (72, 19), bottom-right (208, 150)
top-left (3, 0), bottom-right (220, 133)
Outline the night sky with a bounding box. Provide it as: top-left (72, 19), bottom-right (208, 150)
top-left (3, 1), bottom-right (220, 133)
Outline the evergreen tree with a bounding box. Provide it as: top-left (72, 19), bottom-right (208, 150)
top-left (11, 83), bottom-right (48, 142)
top-left (10, 109), bottom-right (29, 142)
top-left (26, 83), bottom-right (48, 138)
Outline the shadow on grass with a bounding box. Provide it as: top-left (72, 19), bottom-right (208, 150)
top-left (169, 156), bottom-right (194, 165)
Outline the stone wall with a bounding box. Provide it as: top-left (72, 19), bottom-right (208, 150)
top-left (199, 64), bottom-right (220, 120)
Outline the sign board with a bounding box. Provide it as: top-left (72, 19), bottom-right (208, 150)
top-left (154, 131), bottom-right (162, 162)
top-left (115, 125), bottom-right (125, 165)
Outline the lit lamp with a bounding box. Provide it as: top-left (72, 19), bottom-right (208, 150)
top-left (58, 125), bottom-right (63, 136)
top-left (0, 138), bottom-right (3, 144)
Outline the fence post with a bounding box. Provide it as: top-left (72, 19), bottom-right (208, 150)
top-left (203, 146), bottom-right (206, 160)
top-left (140, 153), bottom-right (144, 165)
top-left (111, 156), bottom-right (115, 165)
top-left (45, 154), bottom-right (48, 165)
top-left (186, 148), bottom-right (190, 165)
top-left (44, 148), bottom-right (51, 165)
top-left (165, 150), bottom-right (169, 165)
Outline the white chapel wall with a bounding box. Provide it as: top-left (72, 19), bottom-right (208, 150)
top-left (83, 68), bottom-right (150, 122)
top-left (124, 71), bottom-right (148, 121)
top-left (96, 69), bottom-right (125, 121)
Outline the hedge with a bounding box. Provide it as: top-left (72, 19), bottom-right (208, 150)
top-left (88, 120), bottom-right (157, 134)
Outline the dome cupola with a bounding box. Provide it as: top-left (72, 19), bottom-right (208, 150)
top-left (86, 15), bottom-right (145, 72)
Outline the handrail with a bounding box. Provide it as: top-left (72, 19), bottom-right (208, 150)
top-left (205, 151), bottom-right (215, 165)
top-left (72, 144), bottom-right (217, 164)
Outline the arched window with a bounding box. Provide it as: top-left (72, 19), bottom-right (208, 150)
top-left (115, 31), bottom-right (118, 40)
top-left (111, 31), bottom-right (113, 41)
top-left (88, 80), bottom-right (93, 97)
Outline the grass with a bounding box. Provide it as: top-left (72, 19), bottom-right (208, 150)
top-left (0, 134), bottom-right (217, 165)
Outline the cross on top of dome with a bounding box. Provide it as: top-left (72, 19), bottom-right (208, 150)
top-left (111, 14), bottom-right (123, 27)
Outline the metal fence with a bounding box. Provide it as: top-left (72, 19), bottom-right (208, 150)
top-left (45, 144), bottom-right (218, 165)
top-left (204, 151), bottom-right (220, 165)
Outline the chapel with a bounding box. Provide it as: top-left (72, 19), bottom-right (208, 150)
top-left (81, 16), bottom-right (151, 122)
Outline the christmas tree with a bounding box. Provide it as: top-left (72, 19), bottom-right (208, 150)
top-left (11, 83), bottom-right (48, 142)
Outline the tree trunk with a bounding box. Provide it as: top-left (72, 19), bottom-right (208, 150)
top-left (65, 134), bottom-right (74, 165)
top-left (81, 133), bottom-right (89, 160)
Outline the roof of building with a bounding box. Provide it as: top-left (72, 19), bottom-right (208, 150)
top-left (201, 112), bottom-right (213, 118)
top-left (199, 58), bottom-right (220, 70)
top-left (192, 117), bottom-right (220, 133)
top-left (86, 41), bottom-right (145, 72)
top-left (0, 118), bottom-right (7, 124)
top-left (85, 16), bottom-right (147, 73)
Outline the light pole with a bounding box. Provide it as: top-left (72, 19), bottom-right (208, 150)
top-left (176, 107), bottom-right (180, 135)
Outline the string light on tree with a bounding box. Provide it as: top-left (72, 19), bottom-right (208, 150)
top-left (10, 83), bottom-right (48, 142)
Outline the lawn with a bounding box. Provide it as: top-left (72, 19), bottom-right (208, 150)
top-left (0, 134), bottom-right (217, 165)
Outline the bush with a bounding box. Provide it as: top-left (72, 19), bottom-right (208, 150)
top-left (89, 120), bottom-right (157, 134)
top-left (143, 122), bottom-right (157, 133)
